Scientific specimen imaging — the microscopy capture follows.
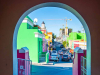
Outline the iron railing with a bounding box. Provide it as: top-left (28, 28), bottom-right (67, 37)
top-left (17, 58), bottom-right (32, 75)
top-left (81, 56), bottom-right (87, 75)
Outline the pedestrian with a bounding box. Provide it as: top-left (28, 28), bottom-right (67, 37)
top-left (57, 58), bottom-right (59, 62)
top-left (71, 54), bottom-right (73, 61)
top-left (57, 54), bottom-right (60, 62)
top-left (53, 60), bottom-right (55, 65)
top-left (49, 50), bottom-right (51, 55)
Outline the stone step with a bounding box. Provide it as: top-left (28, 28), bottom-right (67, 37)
top-left (39, 61), bottom-right (45, 63)
top-left (32, 62), bottom-right (46, 65)
top-left (39, 57), bottom-right (45, 60)
top-left (39, 57), bottom-right (45, 58)
top-left (39, 59), bottom-right (45, 61)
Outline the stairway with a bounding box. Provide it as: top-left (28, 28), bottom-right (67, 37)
top-left (39, 54), bottom-right (46, 63)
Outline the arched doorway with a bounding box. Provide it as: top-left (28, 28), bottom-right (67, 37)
top-left (13, 2), bottom-right (91, 75)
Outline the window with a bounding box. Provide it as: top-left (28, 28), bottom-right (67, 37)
top-left (29, 25), bottom-right (30, 29)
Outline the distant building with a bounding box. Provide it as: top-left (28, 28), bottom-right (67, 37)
top-left (72, 40), bottom-right (87, 49)
top-left (56, 37), bottom-right (61, 42)
top-left (65, 27), bottom-right (68, 36)
top-left (59, 28), bottom-right (68, 37)
top-left (59, 27), bottom-right (68, 42)
top-left (68, 28), bottom-right (72, 35)
top-left (67, 32), bottom-right (86, 42)
top-left (17, 16), bottom-right (48, 63)
top-left (41, 21), bottom-right (47, 34)
top-left (67, 32), bottom-right (87, 49)
top-left (47, 32), bottom-right (54, 45)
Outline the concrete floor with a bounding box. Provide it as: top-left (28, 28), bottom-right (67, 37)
top-left (31, 65), bottom-right (72, 75)
top-left (31, 42), bottom-right (73, 75)
top-left (31, 52), bottom-right (73, 75)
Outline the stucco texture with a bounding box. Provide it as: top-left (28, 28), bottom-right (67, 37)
top-left (0, 0), bottom-right (100, 75)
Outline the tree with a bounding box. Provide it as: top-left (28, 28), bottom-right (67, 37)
top-left (66, 41), bottom-right (69, 47)
top-left (78, 30), bottom-right (81, 33)
top-left (62, 41), bottom-right (67, 48)
top-left (53, 35), bottom-right (56, 39)
top-left (62, 41), bottom-right (69, 48)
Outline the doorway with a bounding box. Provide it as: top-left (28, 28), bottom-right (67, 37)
top-left (13, 2), bottom-right (91, 75)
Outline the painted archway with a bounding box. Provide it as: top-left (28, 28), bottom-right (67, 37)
top-left (13, 2), bottom-right (91, 75)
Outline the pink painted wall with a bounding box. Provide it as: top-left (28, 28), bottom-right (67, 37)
top-left (43, 38), bottom-right (47, 52)
top-left (0, 1), bottom-right (100, 75)
top-left (17, 50), bottom-right (25, 59)
top-left (17, 49), bottom-right (30, 75)
top-left (73, 52), bottom-right (84, 75)
top-left (41, 30), bottom-right (46, 34)
top-left (17, 50), bottom-right (25, 75)
top-left (25, 52), bottom-right (30, 75)
top-left (73, 52), bottom-right (78, 75)
top-left (78, 53), bottom-right (84, 75)
top-left (25, 52), bottom-right (29, 59)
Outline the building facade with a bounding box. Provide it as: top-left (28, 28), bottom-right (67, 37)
top-left (59, 27), bottom-right (68, 42)
top-left (68, 28), bottom-right (72, 35)
top-left (41, 21), bottom-right (47, 34)
top-left (67, 32), bottom-right (86, 42)
top-left (17, 16), bottom-right (46, 63)
top-left (67, 32), bottom-right (87, 49)
top-left (47, 32), bottom-right (54, 45)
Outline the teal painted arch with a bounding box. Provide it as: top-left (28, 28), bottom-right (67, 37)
top-left (13, 2), bottom-right (91, 75)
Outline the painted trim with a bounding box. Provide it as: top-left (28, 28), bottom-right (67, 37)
top-left (19, 49), bottom-right (29, 53)
top-left (74, 42), bottom-right (86, 45)
top-left (74, 48), bottom-right (84, 53)
top-left (34, 32), bottom-right (45, 38)
top-left (22, 18), bottom-right (33, 27)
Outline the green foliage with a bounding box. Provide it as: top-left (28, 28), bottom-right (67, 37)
top-left (53, 35), bottom-right (56, 39)
top-left (62, 41), bottom-right (67, 48)
top-left (66, 41), bottom-right (69, 46)
top-left (78, 30), bottom-right (81, 33)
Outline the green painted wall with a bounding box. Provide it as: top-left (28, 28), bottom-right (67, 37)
top-left (17, 17), bottom-right (43, 63)
top-left (27, 23), bottom-right (34, 29)
top-left (46, 52), bottom-right (49, 63)
top-left (25, 16), bottom-right (33, 22)
top-left (67, 32), bottom-right (86, 42)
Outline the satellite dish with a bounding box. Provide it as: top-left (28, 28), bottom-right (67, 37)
top-left (34, 18), bottom-right (38, 23)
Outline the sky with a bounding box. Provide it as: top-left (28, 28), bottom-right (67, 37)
top-left (28, 7), bottom-right (84, 37)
